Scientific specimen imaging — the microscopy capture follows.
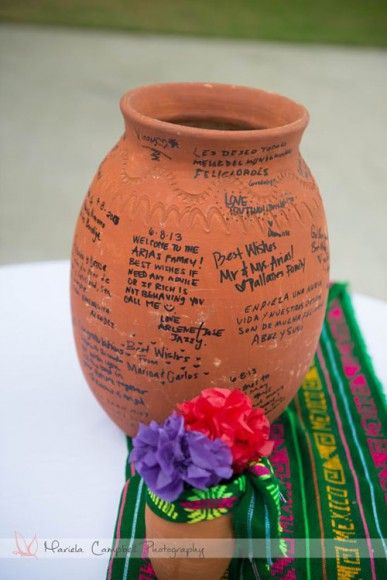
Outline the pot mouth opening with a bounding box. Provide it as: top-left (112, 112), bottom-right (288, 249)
top-left (121, 82), bottom-right (308, 139)
top-left (163, 116), bottom-right (265, 131)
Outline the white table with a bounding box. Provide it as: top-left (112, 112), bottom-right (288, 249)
top-left (1, 261), bottom-right (386, 580)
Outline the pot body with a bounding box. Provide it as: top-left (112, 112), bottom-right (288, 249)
top-left (145, 504), bottom-right (233, 580)
top-left (71, 83), bottom-right (329, 435)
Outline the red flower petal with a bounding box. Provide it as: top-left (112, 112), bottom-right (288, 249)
top-left (177, 388), bottom-right (274, 471)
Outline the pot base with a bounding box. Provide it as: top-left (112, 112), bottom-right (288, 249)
top-left (145, 504), bottom-right (234, 580)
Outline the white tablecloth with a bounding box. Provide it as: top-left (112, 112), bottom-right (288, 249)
top-left (1, 261), bottom-right (386, 579)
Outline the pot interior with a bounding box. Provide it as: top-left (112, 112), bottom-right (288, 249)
top-left (164, 116), bottom-right (266, 131)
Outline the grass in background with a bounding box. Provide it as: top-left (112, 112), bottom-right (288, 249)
top-left (0, 0), bottom-right (386, 47)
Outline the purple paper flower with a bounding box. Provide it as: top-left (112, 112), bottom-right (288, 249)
top-left (130, 412), bottom-right (233, 501)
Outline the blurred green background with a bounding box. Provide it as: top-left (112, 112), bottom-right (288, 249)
top-left (1, 0), bottom-right (386, 47)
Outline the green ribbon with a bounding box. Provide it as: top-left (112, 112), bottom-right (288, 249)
top-left (146, 457), bottom-right (286, 578)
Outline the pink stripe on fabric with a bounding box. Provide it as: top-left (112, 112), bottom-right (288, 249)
top-left (180, 496), bottom-right (237, 510)
top-left (107, 478), bottom-right (130, 580)
top-left (317, 347), bottom-right (376, 580)
top-left (251, 464), bottom-right (271, 477)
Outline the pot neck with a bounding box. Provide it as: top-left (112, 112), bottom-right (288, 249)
top-left (120, 83), bottom-right (309, 179)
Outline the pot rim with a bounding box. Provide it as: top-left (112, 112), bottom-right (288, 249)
top-left (120, 82), bottom-right (309, 141)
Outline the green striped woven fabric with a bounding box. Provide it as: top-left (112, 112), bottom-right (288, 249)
top-left (106, 284), bottom-right (387, 580)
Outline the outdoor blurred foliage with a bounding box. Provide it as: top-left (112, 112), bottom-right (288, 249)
top-left (0, 0), bottom-right (386, 46)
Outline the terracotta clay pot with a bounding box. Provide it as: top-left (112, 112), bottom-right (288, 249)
top-left (145, 504), bottom-right (233, 580)
top-left (70, 82), bottom-right (329, 436)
